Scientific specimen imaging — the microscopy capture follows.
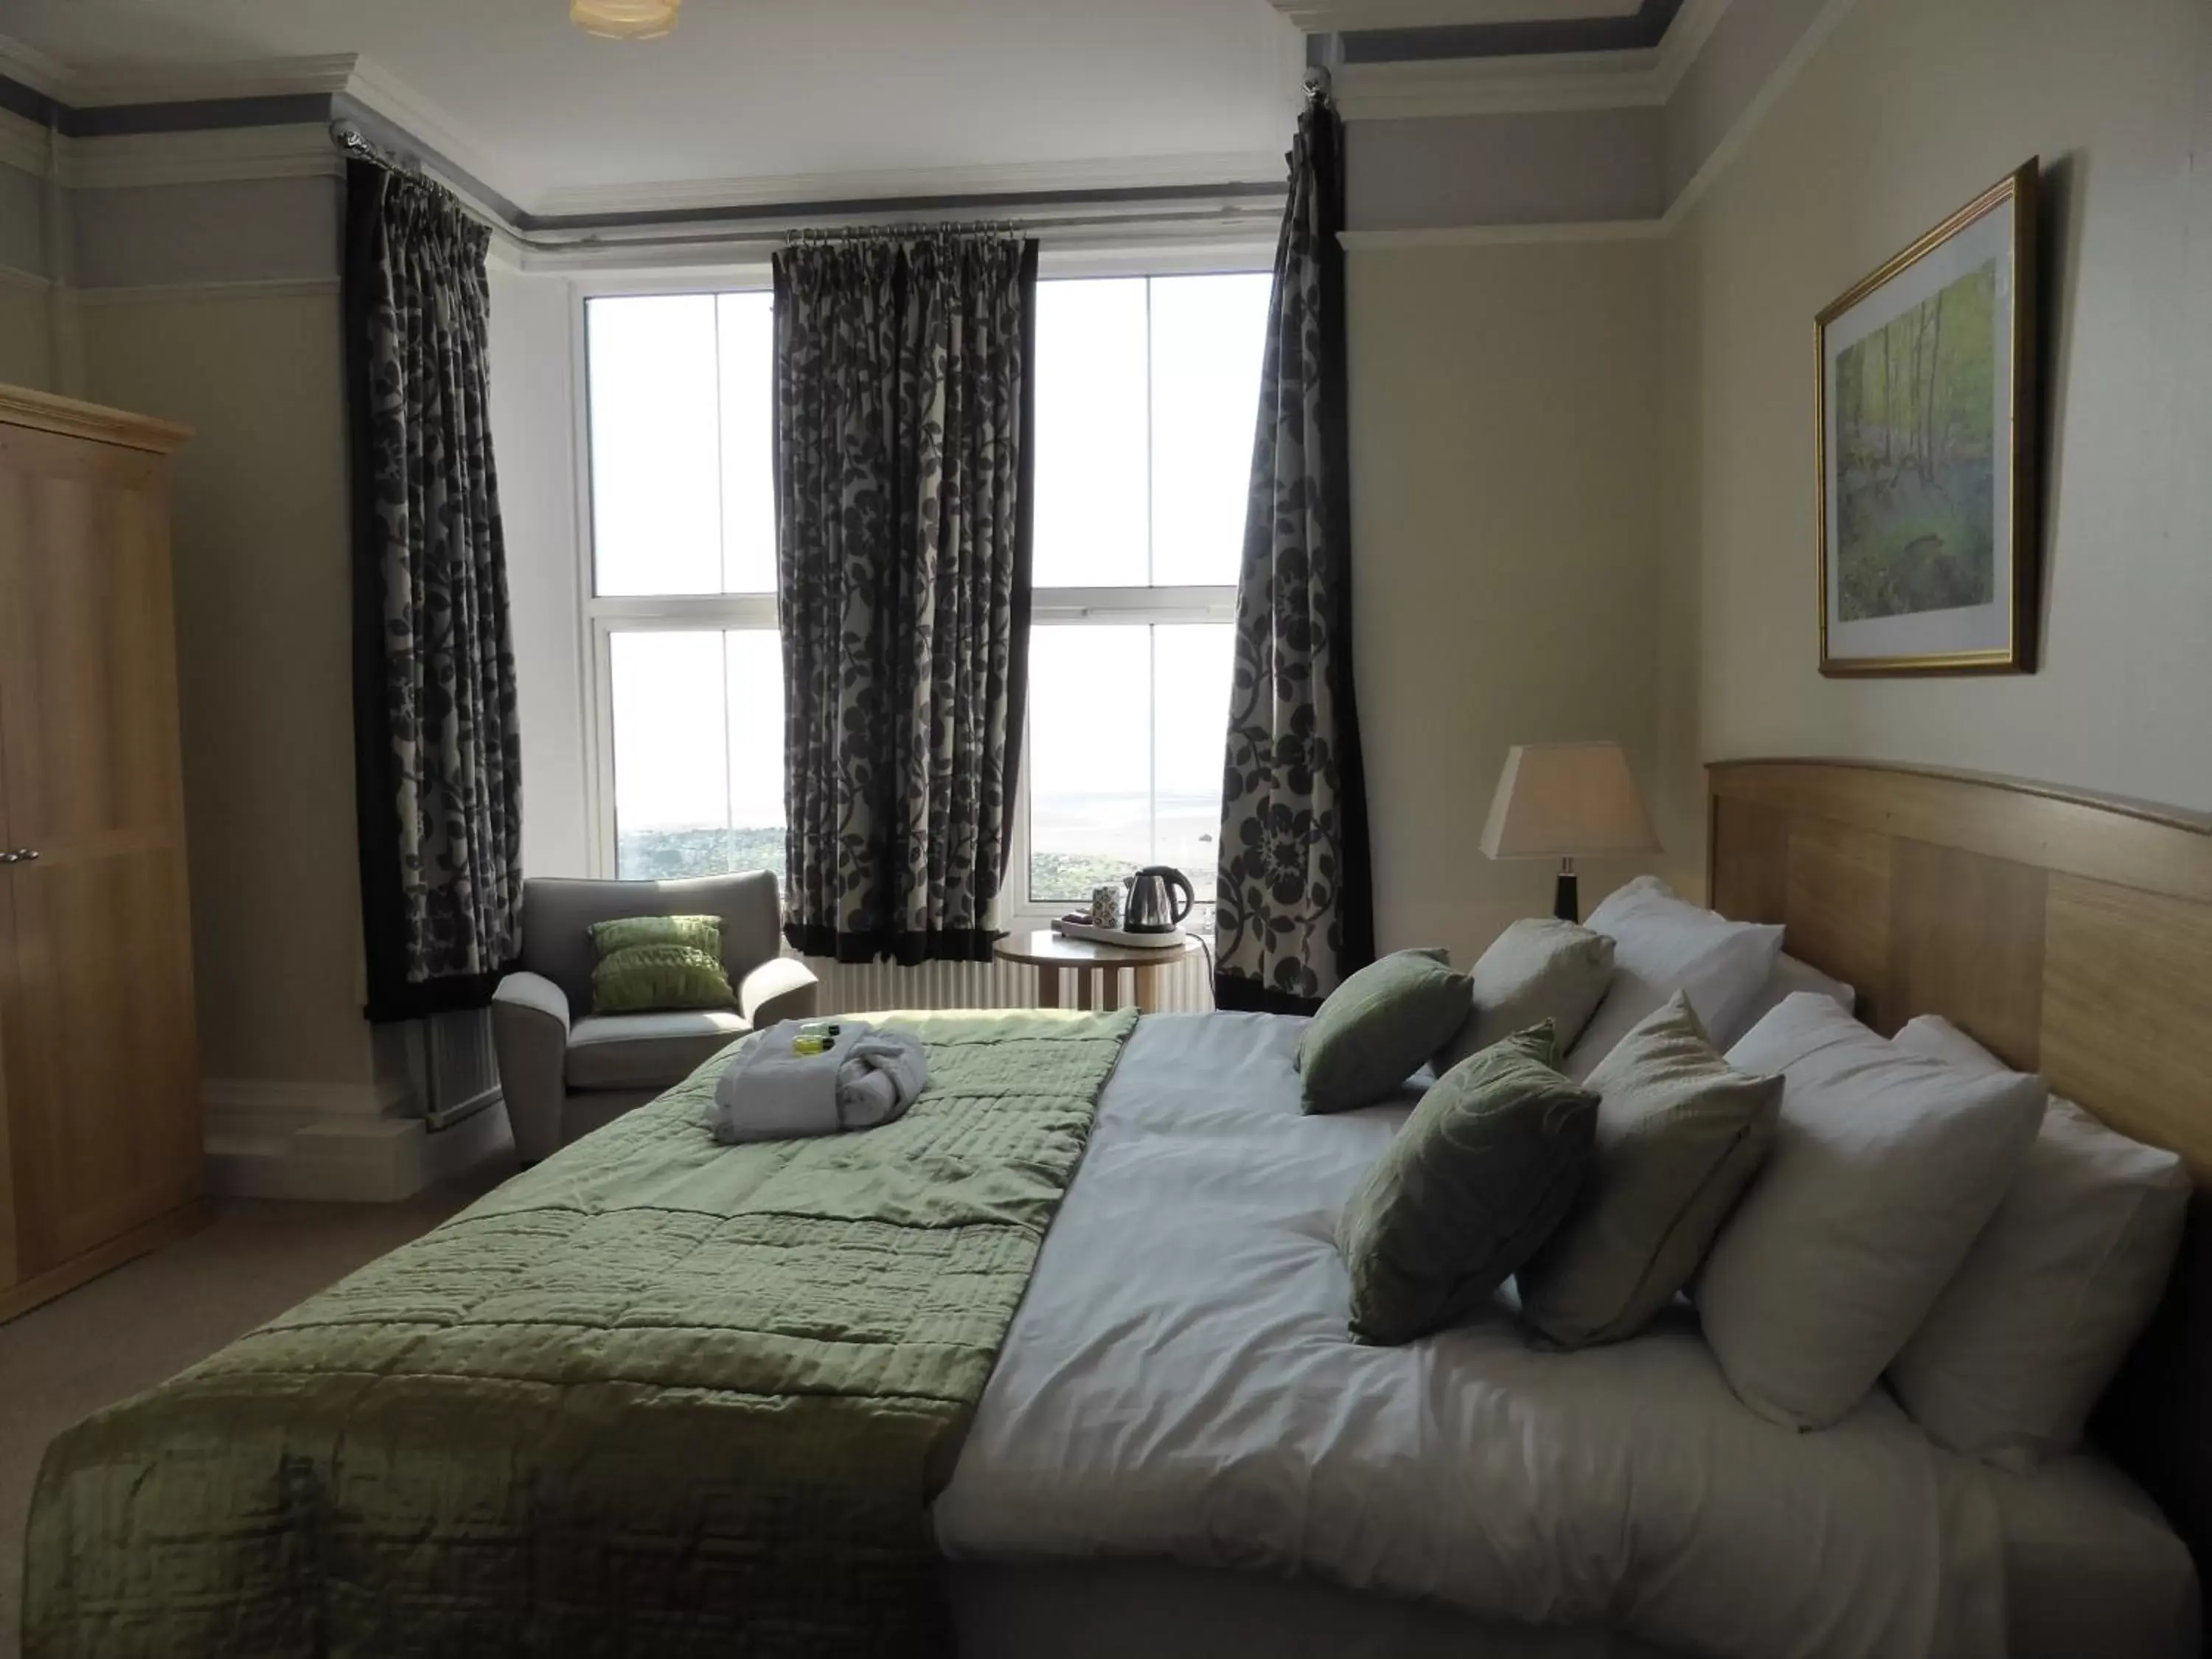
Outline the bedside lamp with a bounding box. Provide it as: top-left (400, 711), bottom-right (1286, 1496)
top-left (1480, 741), bottom-right (1661, 923)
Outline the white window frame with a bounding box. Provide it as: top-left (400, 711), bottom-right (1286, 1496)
top-left (571, 248), bottom-right (1270, 919)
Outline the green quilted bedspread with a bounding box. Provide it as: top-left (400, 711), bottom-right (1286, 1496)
top-left (24, 1007), bottom-right (1138, 1659)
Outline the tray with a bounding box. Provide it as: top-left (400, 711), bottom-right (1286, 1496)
top-left (1049, 918), bottom-right (1191, 950)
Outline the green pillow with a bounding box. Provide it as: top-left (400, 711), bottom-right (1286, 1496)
top-left (591, 945), bottom-right (736, 1015)
top-left (1516, 992), bottom-right (1781, 1349)
top-left (588, 915), bottom-right (737, 1016)
top-left (1297, 948), bottom-right (1472, 1114)
top-left (1337, 1023), bottom-right (1598, 1345)
top-left (588, 913), bottom-right (724, 958)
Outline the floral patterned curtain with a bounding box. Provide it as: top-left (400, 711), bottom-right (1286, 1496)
top-left (345, 158), bottom-right (523, 1021)
top-left (773, 230), bottom-right (1039, 964)
top-left (1214, 87), bottom-right (1376, 1012)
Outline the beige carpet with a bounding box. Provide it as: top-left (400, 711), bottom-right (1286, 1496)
top-left (0, 1183), bottom-right (494, 1658)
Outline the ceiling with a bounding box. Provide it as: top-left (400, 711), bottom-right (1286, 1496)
top-left (0, 0), bottom-right (1311, 210)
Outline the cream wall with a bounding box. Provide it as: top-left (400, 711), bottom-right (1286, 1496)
top-left (77, 289), bottom-right (385, 1093)
top-left (488, 266), bottom-right (592, 880)
top-left (1349, 237), bottom-right (1667, 968)
top-left (1656, 0), bottom-right (2212, 866)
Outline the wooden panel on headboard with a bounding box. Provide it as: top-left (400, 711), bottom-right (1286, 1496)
top-left (1708, 759), bottom-right (2212, 1172)
top-left (1708, 759), bottom-right (2212, 1606)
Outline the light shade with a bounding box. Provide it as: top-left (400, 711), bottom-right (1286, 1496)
top-left (571, 0), bottom-right (680, 38)
top-left (1481, 741), bottom-right (1660, 860)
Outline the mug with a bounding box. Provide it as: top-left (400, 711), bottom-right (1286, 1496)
top-left (1089, 885), bottom-right (1124, 929)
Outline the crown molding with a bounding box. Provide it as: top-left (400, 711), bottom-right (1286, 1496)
top-left (0, 32), bottom-right (75, 101)
top-left (1333, 46), bottom-right (1665, 116)
top-left (1272, 0), bottom-right (1640, 25)
top-left (342, 55), bottom-right (518, 209)
top-left (66, 52), bottom-right (358, 107)
top-left (1339, 218), bottom-right (1663, 248)
top-left (57, 123), bottom-right (339, 190)
top-left (530, 149), bottom-right (1290, 222)
top-left (1652, 0), bottom-right (1733, 98)
top-left (0, 105), bottom-right (54, 177)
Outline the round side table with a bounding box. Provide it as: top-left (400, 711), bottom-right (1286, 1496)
top-left (992, 931), bottom-right (1204, 1012)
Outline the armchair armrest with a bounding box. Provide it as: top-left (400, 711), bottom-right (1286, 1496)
top-left (491, 971), bottom-right (572, 1163)
top-left (740, 956), bottom-right (820, 1029)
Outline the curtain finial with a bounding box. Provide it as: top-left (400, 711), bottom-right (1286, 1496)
top-left (1303, 64), bottom-right (1332, 104)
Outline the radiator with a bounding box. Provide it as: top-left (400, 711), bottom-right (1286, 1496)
top-left (808, 946), bottom-right (1215, 1016)
top-left (414, 1008), bottom-right (503, 1130)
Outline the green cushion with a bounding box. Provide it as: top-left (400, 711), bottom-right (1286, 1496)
top-left (1516, 992), bottom-right (1782, 1349)
top-left (1336, 1023), bottom-right (1599, 1346)
top-left (588, 913), bottom-right (725, 958)
top-left (1297, 948), bottom-right (1472, 1114)
top-left (591, 944), bottom-right (737, 1015)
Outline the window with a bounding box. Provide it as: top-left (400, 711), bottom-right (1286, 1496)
top-left (585, 291), bottom-right (782, 880)
top-left (1023, 273), bottom-right (1273, 925)
top-left (580, 270), bottom-right (1273, 911)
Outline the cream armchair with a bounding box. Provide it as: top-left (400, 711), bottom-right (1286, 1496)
top-left (491, 872), bottom-right (818, 1161)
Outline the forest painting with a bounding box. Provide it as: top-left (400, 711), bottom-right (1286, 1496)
top-left (1818, 161), bottom-right (2035, 676)
top-left (1832, 260), bottom-right (1997, 620)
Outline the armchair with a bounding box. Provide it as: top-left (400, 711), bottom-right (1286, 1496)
top-left (491, 872), bottom-right (819, 1161)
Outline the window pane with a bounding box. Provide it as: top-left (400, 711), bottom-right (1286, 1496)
top-left (717, 292), bottom-right (776, 594)
top-left (1150, 273), bottom-right (1273, 587)
top-left (588, 296), bottom-right (722, 596)
top-left (1153, 624), bottom-right (1233, 904)
top-left (1033, 279), bottom-right (1150, 587)
top-left (611, 630), bottom-right (784, 880)
top-left (1028, 625), bottom-right (1150, 902)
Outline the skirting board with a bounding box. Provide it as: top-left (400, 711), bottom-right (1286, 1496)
top-left (0, 1200), bottom-right (212, 1325)
top-left (203, 1079), bottom-right (513, 1203)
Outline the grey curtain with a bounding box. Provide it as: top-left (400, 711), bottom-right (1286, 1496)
top-left (773, 230), bottom-right (1038, 964)
top-left (1214, 88), bottom-right (1375, 1012)
top-left (346, 158), bottom-right (524, 1021)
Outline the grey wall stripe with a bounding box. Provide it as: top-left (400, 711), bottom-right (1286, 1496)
top-left (64, 93), bottom-right (333, 138)
top-left (1337, 0), bottom-right (1684, 63)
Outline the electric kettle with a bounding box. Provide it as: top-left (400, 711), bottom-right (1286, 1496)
top-left (1122, 866), bottom-right (1196, 935)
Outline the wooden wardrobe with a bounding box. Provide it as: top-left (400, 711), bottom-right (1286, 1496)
top-left (0, 385), bottom-right (204, 1322)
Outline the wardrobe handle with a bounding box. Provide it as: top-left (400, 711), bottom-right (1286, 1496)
top-left (0, 849), bottom-right (35, 865)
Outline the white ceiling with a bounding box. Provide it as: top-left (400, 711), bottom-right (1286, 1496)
top-left (1, 0), bottom-right (1310, 212)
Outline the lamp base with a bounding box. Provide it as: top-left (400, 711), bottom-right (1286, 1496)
top-left (1554, 866), bottom-right (1579, 925)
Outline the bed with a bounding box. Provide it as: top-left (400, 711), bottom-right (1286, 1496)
top-left (24, 759), bottom-right (2212, 1658)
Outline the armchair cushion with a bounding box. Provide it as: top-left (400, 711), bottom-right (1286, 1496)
top-left (566, 1009), bottom-right (751, 1093)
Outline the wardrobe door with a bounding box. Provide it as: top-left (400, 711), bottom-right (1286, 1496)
top-left (0, 420), bottom-right (200, 1281)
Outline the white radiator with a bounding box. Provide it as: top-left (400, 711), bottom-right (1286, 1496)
top-left (413, 1008), bottom-right (503, 1130)
top-left (807, 947), bottom-right (1214, 1016)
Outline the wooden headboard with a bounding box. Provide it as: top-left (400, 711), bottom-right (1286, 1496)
top-left (1707, 758), bottom-right (2212, 1621)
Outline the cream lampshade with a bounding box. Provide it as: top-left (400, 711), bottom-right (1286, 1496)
top-left (572, 0), bottom-right (681, 39)
top-left (1480, 741), bottom-right (1660, 922)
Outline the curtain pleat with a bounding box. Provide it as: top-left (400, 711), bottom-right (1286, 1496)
top-left (1214, 92), bottom-right (1376, 1012)
top-left (347, 159), bottom-right (524, 1020)
top-left (773, 232), bottom-right (1037, 964)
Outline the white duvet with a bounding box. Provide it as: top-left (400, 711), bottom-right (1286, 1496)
top-left (933, 1012), bottom-right (2014, 1659)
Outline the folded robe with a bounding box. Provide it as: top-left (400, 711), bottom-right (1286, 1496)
top-left (709, 1020), bottom-right (931, 1144)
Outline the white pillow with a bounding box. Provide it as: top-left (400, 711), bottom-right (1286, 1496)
top-left (1565, 877), bottom-right (1784, 1082)
top-left (1887, 1015), bottom-right (2189, 1471)
top-left (1697, 993), bottom-right (2047, 1430)
top-left (1719, 952), bottom-right (1854, 1050)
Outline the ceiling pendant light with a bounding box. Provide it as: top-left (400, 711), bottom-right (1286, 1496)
top-left (571, 0), bottom-right (681, 40)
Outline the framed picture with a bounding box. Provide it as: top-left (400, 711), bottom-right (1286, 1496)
top-left (1817, 161), bottom-right (2039, 675)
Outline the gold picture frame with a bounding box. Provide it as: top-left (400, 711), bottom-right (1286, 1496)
top-left (1816, 160), bottom-right (2039, 676)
